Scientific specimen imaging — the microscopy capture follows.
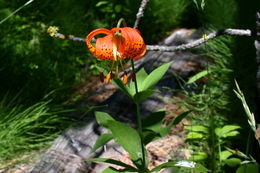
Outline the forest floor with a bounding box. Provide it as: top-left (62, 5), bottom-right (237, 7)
top-left (0, 77), bottom-right (193, 173)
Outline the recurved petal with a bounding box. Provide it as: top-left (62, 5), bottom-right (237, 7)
top-left (120, 27), bottom-right (146, 59)
top-left (86, 28), bottom-right (113, 60)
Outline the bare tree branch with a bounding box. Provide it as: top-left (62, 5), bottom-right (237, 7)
top-left (133, 0), bottom-right (150, 29)
top-left (48, 27), bottom-right (254, 52)
top-left (147, 29), bottom-right (252, 52)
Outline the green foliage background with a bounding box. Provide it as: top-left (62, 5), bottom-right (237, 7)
top-left (0, 0), bottom-right (260, 171)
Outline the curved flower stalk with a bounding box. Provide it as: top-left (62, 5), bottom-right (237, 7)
top-left (86, 26), bottom-right (146, 84)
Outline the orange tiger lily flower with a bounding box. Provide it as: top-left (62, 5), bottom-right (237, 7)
top-left (86, 27), bottom-right (146, 61)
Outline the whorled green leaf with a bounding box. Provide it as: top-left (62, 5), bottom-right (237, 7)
top-left (87, 158), bottom-right (138, 172)
top-left (221, 125), bottom-right (241, 134)
top-left (236, 163), bottom-right (259, 173)
top-left (186, 132), bottom-right (205, 140)
top-left (223, 131), bottom-right (240, 138)
top-left (133, 89), bottom-right (159, 103)
top-left (184, 125), bottom-right (209, 134)
top-left (215, 125), bottom-right (240, 138)
top-left (92, 133), bottom-right (113, 152)
top-left (140, 62), bottom-right (173, 91)
top-left (106, 120), bottom-right (144, 169)
top-left (151, 160), bottom-right (208, 172)
top-left (190, 152), bottom-right (208, 161)
top-left (95, 111), bottom-right (116, 127)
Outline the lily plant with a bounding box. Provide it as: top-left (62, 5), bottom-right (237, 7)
top-left (85, 19), bottom-right (208, 173)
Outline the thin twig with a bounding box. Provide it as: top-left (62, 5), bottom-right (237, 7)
top-left (0, 0), bottom-right (34, 25)
top-left (133, 0), bottom-right (150, 29)
top-left (146, 29), bottom-right (252, 52)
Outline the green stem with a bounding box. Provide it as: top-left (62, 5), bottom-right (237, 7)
top-left (218, 139), bottom-right (222, 166)
top-left (246, 130), bottom-right (252, 155)
top-left (117, 18), bottom-right (127, 28)
top-left (131, 59), bottom-right (139, 94)
top-left (131, 59), bottom-right (146, 169)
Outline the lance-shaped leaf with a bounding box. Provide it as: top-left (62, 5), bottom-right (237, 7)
top-left (140, 62), bottom-right (173, 91)
top-left (106, 120), bottom-right (144, 169)
top-left (95, 111), bottom-right (116, 127)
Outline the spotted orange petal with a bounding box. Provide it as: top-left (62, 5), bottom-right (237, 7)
top-left (120, 27), bottom-right (146, 60)
top-left (86, 27), bottom-right (146, 61)
top-left (86, 28), bottom-right (115, 60)
top-left (95, 34), bottom-right (115, 60)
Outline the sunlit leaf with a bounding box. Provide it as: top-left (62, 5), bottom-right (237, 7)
top-left (141, 61), bottom-right (173, 91)
top-left (215, 125), bottom-right (240, 138)
top-left (184, 125), bottom-right (209, 134)
top-left (106, 121), bottom-right (144, 168)
top-left (223, 131), bottom-right (240, 138)
top-left (190, 152), bottom-right (208, 161)
top-left (95, 111), bottom-right (116, 127)
top-left (220, 150), bottom-right (233, 160)
top-left (186, 132), bottom-right (204, 140)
